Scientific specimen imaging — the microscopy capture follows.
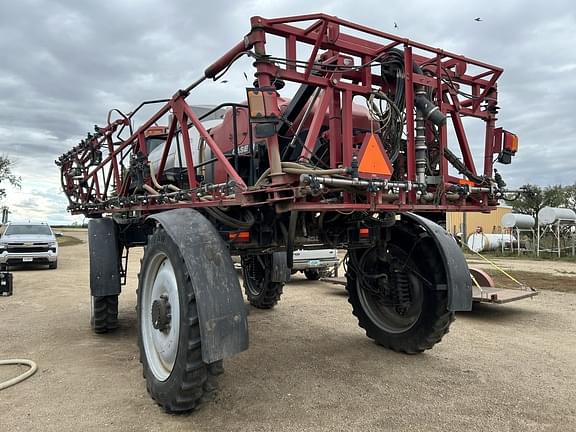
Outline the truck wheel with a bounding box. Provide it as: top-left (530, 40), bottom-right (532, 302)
top-left (90, 295), bottom-right (119, 334)
top-left (138, 228), bottom-right (220, 412)
top-left (0, 264), bottom-right (7, 271)
top-left (304, 269), bottom-right (321, 280)
top-left (49, 261), bottom-right (58, 270)
top-left (346, 226), bottom-right (454, 354)
top-left (241, 255), bottom-right (283, 309)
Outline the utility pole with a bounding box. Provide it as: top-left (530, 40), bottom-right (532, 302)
top-left (462, 211), bottom-right (468, 250)
top-left (1, 206), bottom-right (8, 224)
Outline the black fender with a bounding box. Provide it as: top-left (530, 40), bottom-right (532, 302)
top-left (403, 213), bottom-right (472, 311)
top-left (148, 208), bottom-right (248, 363)
top-left (88, 218), bottom-right (121, 297)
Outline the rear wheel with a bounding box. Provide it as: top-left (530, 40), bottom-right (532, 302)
top-left (346, 223), bottom-right (454, 354)
top-left (90, 295), bottom-right (119, 334)
top-left (304, 269), bottom-right (321, 281)
top-left (241, 255), bottom-right (283, 309)
top-left (138, 228), bottom-right (221, 412)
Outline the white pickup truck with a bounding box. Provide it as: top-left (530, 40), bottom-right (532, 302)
top-left (234, 248), bottom-right (339, 281)
top-left (291, 248), bottom-right (339, 280)
top-left (0, 222), bottom-right (59, 270)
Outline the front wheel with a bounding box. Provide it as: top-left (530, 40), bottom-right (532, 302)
top-left (137, 228), bottom-right (221, 412)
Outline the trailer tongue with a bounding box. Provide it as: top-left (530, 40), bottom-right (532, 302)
top-left (57, 14), bottom-right (520, 412)
top-left (321, 266), bottom-right (539, 305)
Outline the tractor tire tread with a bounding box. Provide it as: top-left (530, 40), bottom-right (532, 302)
top-left (91, 295), bottom-right (118, 334)
top-left (243, 280), bottom-right (283, 309)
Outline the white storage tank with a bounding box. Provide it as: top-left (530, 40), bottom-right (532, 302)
top-left (501, 213), bottom-right (535, 229)
top-left (467, 233), bottom-right (508, 252)
top-left (538, 207), bottom-right (576, 226)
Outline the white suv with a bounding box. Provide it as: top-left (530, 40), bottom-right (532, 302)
top-left (0, 222), bottom-right (59, 270)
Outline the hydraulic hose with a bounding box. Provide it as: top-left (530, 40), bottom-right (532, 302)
top-left (148, 162), bottom-right (180, 192)
top-left (254, 162), bottom-right (348, 187)
top-left (443, 147), bottom-right (485, 184)
top-left (204, 206), bottom-right (255, 229)
top-left (0, 359), bottom-right (38, 390)
top-left (412, 62), bottom-right (446, 127)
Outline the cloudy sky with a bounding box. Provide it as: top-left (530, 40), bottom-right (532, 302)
top-left (0, 0), bottom-right (575, 224)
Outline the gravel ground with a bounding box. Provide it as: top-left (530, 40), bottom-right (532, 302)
top-left (1, 230), bottom-right (575, 432)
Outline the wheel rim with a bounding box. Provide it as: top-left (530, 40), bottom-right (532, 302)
top-left (141, 251), bottom-right (181, 382)
top-left (356, 245), bottom-right (424, 334)
top-left (357, 272), bottom-right (423, 334)
top-left (243, 256), bottom-right (267, 296)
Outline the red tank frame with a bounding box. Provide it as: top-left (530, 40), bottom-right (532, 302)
top-left (58, 14), bottom-right (512, 216)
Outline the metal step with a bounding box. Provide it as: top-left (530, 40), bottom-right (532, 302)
top-left (472, 286), bottom-right (538, 304)
top-left (320, 277), bottom-right (539, 305)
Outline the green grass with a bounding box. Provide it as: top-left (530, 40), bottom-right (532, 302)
top-left (57, 235), bottom-right (83, 247)
top-left (465, 251), bottom-right (576, 262)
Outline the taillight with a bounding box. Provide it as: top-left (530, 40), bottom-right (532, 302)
top-left (503, 131), bottom-right (519, 153)
top-left (359, 227), bottom-right (370, 238)
top-left (228, 231), bottom-right (250, 243)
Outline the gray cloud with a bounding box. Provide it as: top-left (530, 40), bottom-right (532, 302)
top-left (1, 0), bottom-right (575, 223)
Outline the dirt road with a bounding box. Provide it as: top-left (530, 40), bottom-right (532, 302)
top-left (1, 231), bottom-right (575, 431)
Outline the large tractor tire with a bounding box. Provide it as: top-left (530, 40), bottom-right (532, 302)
top-left (137, 228), bottom-right (222, 412)
top-left (346, 219), bottom-right (454, 354)
top-left (241, 255), bottom-right (284, 309)
top-left (90, 295), bottom-right (119, 334)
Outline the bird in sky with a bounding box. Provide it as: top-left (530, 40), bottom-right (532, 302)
top-left (394, 21), bottom-right (399, 29)
top-left (220, 80), bottom-right (229, 84)
top-left (243, 72), bottom-right (248, 81)
top-left (474, 17), bottom-right (482, 22)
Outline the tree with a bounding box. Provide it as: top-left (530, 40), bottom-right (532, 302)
top-left (0, 156), bottom-right (21, 201)
top-left (506, 183), bottom-right (572, 226)
top-left (564, 183), bottom-right (576, 211)
top-left (543, 184), bottom-right (570, 208)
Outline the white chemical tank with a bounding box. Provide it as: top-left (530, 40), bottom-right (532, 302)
top-left (501, 213), bottom-right (535, 229)
top-left (538, 207), bottom-right (576, 226)
top-left (467, 233), bottom-right (515, 252)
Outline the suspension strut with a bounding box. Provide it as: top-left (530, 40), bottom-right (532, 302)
top-left (391, 269), bottom-right (412, 314)
top-left (414, 87), bottom-right (427, 186)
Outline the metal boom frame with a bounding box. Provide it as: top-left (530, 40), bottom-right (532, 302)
top-left (57, 14), bottom-right (510, 217)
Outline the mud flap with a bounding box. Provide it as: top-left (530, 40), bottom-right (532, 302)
top-left (270, 252), bottom-right (290, 283)
top-left (88, 218), bottom-right (121, 297)
top-left (403, 213), bottom-right (473, 311)
top-left (148, 209), bottom-right (248, 363)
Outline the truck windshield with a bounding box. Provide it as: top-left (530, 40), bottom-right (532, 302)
top-left (4, 225), bottom-right (53, 236)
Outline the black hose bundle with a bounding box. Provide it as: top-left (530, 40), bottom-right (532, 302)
top-left (204, 207), bottom-right (255, 229)
top-left (378, 50), bottom-right (406, 162)
top-left (443, 147), bottom-right (485, 184)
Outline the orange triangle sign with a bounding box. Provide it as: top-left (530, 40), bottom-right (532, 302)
top-left (358, 133), bottom-right (392, 178)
